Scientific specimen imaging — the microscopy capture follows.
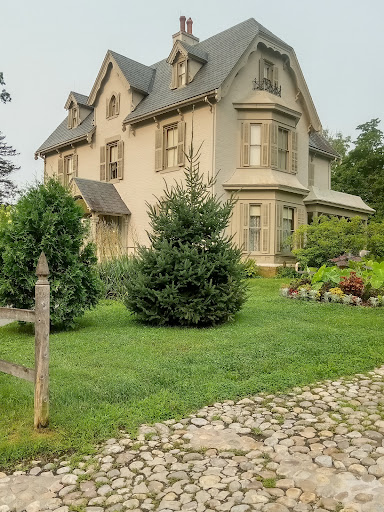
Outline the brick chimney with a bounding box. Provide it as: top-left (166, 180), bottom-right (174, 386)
top-left (172, 15), bottom-right (199, 46)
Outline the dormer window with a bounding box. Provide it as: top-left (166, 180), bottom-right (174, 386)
top-left (67, 106), bottom-right (79, 129)
top-left (178, 61), bottom-right (187, 86)
top-left (106, 92), bottom-right (120, 119)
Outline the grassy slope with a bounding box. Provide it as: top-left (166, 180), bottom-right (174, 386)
top-left (0, 278), bottom-right (383, 468)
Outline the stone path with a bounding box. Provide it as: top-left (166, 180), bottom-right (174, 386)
top-left (3, 367), bottom-right (384, 512)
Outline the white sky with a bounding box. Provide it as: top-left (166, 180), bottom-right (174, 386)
top-left (1, 0), bottom-right (383, 190)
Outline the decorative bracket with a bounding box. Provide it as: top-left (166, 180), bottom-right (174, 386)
top-left (129, 124), bottom-right (136, 136)
top-left (177, 108), bottom-right (184, 120)
top-left (153, 117), bottom-right (160, 128)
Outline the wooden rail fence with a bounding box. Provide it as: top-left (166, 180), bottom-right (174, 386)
top-left (0, 252), bottom-right (50, 428)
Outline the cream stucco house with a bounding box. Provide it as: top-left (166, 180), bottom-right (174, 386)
top-left (35, 17), bottom-right (373, 270)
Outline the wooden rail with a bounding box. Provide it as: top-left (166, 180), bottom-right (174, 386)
top-left (0, 252), bottom-right (50, 428)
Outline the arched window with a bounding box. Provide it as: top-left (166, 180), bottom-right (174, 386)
top-left (109, 95), bottom-right (116, 117)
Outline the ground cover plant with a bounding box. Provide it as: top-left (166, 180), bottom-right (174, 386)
top-left (281, 260), bottom-right (384, 306)
top-left (0, 179), bottom-right (101, 328)
top-left (2, 279), bottom-right (384, 468)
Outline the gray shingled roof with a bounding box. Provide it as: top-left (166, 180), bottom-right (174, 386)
top-left (109, 51), bottom-right (155, 95)
top-left (71, 92), bottom-right (90, 106)
top-left (304, 186), bottom-right (374, 213)
top-left (309, 132), bottom-right (339, 158)
top-left (36, 111), bottom-right (94, 154)
top-left (74, 178), bottom-right (131, 215)
top-left (125, 18), bottom-right (290, 123)
top-left (180, 42), bottom-right (208, 63)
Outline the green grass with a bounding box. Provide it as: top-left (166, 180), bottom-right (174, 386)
top-left (1, 278), bottom-right (384, 469)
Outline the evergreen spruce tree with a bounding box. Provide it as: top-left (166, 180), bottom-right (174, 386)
top-left (0, 178), bottom-right (101, 328)
top-left (123, 143), bottom-right (247, 326)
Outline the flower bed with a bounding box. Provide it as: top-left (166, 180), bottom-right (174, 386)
top-left (280, 260), bottom-right (384, 307)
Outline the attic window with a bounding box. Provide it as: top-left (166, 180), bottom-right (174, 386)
top-left (109, 96), bottom-right (117, 117)
top-left (106, 93), bottom-right (120, 119)
top-left (67, 106), bottom-right (79, 129)
top-left (178, 61), bottom-right (186, 86)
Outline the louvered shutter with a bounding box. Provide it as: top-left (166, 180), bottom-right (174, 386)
top-left (106, 97), bottom-right (109, 119)
top-left (171, 64), bottom-right (178, 89)
top-left (308, 162), bottom-right (315, 186)
top-left (72, 154), bottom-right (78, 177)
top-left (58, 158), bottom-right (64, 185)
top-left (259, 58), bottom-right (265, 81)
top-left (297, 207), bottom-right (306, 227)
top-left (100, 146), bottom-right (106, 181)
top-left (273, 66), bottom-right (279, 88)
top-left (241, 122), bottom-right (250, 167)
top-left (117, 140), bottom-right (124, 179)
top-left (262, 203), bottom-right (270, 253)
top-left (270, 123), bottom-right (278, 168)
top-left (291, 131), bottom-right (298, 173)
top-left (261, 123), bottom-right (269, 167)
top-left (276, 203), bottom-right (283, 253)
top-left (177, 121), bottom-right (185, 166)
top-left (116, 93), bottom-right (120, 115)
top-left (240, 202), bottom-right (249, 251)
top-left (67, 110), bottom-right (72, 129)
top-left (155, 127), bottom-right (163, 171)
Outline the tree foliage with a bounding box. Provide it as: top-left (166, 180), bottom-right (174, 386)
top-left (322, 128), bottom-right (351, 163)
top-left (123, 144), bottom-right (247, 326)
top-left (290, 216), bottom-right (367, 268)
top-left (330, 119), bottom-right (384, 219)
top-left (0, 72), bottom-right (19, 204)
top-left (0, 179), bottom-right (101, 328)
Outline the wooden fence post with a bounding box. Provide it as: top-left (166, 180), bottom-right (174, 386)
top-left (34, 252), bottom-right (50, 428)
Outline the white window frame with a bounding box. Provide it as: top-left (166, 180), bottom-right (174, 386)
top-left (249, 124), bottom-right (262, 167)
top-left (64, 155), bottom-right (73, 185)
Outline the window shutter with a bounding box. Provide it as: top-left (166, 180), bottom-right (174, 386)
top-left (177, 121), bottom-right (185, 166)
top-left (273, 66), bottom-right (279, 88)
top-left (308, 162), bottom-right (315, 186)
top-left (155, 127), bottom-right (163, 171)
top-left (171, 64), bottom-right (178, 89)
top-left (58, 158), bottom-right (64, 185)
top-left (67, 110), bottom-right (72, 129)
top-left (262, 203), bottom-right (270, 253)
top-left (270, 123), bottom-right (278, 168)
top-left (100, 146), bottom-right (106, 181)
top-left (72, 154), bottom-right (78, 177)
top-left (240, 202), bottom-right (249, 251)
top-left (261, 123), bottom-right (269, 167)
top-left (116, 93), bottom-right (120, 115)
top-left (106, 97), bottom-right (109, 119)
top-left (241, 122), bottom-right (250, 167)
top-left (291, 131), bottom-right (298, 173)
top-left (259, 58), bottom-right (265, 80)
top-left (276, 203), bottom-right (283, 253)
top-left (117, 140), bottom-right (124, 179)
top-left (297, 207), bottom-right (306, 227)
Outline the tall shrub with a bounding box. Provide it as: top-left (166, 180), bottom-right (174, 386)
top-left (123, 146), bottom-right (247, 326)
top-left (0, 179), bottom-right (101, 328)
top-left (290, 215), bottom-right (367, 268)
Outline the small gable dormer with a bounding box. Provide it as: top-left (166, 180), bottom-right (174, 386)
top-left (167, 17), bottom-right (208, 90)
top-left (65, 92), bottom-right (92, 129)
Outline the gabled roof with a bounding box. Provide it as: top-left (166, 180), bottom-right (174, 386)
top-left (73, 178), bottom-right (131, 215)
top-left (71, 92), bottom-right (89, 106)
top-left (36, 111), bottom-right (94, 154)
top-left (125, 18), bottom-right (289, 123)
top-left (309, 132), bottom-right (339, 158)
top-left (108, 51), bottom-right (155, 95)
top-left (304, 186), bottom-right (375, 214)
top-left (180, 42), bottom-right (208, 63)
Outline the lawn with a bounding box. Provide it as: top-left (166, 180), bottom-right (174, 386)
top-left (1, 278), bottom-right (383, 469)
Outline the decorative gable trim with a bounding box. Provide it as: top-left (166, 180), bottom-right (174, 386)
top-left (167, 41), bottom-right (189, 65)
top-left (88, 52), bottom-right (131, 106)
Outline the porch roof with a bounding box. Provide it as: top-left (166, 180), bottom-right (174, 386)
top-left (304, 186), bottom-right (374, 214)
top-left (72, 178), bottom-right (131, 216)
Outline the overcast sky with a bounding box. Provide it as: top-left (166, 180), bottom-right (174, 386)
top-left (1, 0), bottom-right (383, 191)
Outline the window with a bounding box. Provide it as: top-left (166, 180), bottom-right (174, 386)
top-left (165, 124), bottom-right (178, 168)
top-left (278, 128), bottom-right (289, 171)
top-left (283, 207), bottom-right (294, 245)
top-left (249, 124), bottom-right (261, 166)
top-left (64, 155), bottom-right (73, 185)
top-left (263, 61), bottom-right (274, 82)
top-left (249, 205), bottom-right (261, 252)
top-left (109, 95), bottom-right (116, 117)
top-left (177, 61), bottom-right (186, 86)
top-left (108, 142), bottom-right (118, 180)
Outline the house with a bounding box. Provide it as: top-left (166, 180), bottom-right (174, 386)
top-left (35, 16), bottom-right (374, 270)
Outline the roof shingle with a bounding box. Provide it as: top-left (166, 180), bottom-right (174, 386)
top-left (73, 178), bottom-right (131, 215)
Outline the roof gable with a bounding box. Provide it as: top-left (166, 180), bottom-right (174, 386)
top-left (309, 132), bottom-right (340, 158)
top-left (64, 91), bottom-right (90, 110)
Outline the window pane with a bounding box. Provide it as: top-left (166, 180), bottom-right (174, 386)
top-left (249, 205), bottom-right (261, 217)
top-left (167, 147), bottom-right (176, 167)
top-left (250, 125), bottom-right (261, 145)
top-left (110, 145), bottom-right (118, 162)
top-left (250, 146), bottom-right (261, 166)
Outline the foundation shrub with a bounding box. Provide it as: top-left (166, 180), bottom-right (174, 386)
top-left (339, 272), bottom-right (364, 297)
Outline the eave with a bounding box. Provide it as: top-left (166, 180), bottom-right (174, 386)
top-left (34, 127), bottom-right (96, 159)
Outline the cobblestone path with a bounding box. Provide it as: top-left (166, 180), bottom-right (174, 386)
top-left (3, 367), bottom-right (384, 512)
